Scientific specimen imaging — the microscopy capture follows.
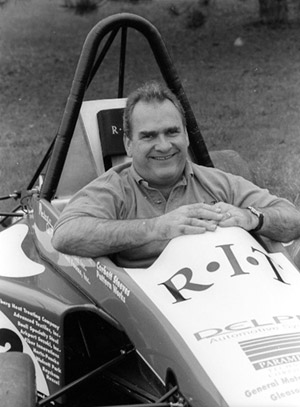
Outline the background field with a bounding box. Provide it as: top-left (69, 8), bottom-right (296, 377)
top-left (1, 0), bottom-right (300, 214)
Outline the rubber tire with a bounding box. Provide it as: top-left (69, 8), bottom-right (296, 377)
top-left (0, 352), bottom-right (36, 407)
top-left (210, 149), bottom-right (255, 183)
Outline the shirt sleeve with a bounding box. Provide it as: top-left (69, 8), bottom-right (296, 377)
top-left (53, 172), bottom-right (127, 231)
top-left (228, 173), bottom-right (293, 209)
top-left (198, 166), bottom-right (294, 209)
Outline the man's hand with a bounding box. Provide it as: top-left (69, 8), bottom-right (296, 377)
top-left (213, 202), bottom-right (257, 231)
top-left (52, 203), bottom-right (225, 260)
top-left (154, 203), bottom-right (225, 240)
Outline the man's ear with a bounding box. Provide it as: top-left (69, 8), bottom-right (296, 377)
top-left (123, 135), bottom-right (132, 157)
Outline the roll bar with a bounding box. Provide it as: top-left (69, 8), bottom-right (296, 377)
top-left (41, 13), bottom-right (213, 201)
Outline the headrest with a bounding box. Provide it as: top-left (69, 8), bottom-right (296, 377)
top-left (97, 107), bottom-right (126, 170)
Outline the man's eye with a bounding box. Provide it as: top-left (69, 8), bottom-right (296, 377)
top-left (142, 133), bottom-right (154, 140)
top-left (167, 129), bottom-right (179, 136)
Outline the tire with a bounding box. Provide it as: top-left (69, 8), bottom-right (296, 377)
top-left (210, 149), bottom-right (255, 183)
top-left (0, 352), bottom-right (36, 407)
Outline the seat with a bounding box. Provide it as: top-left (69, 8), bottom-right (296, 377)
top-left (52, 98), bottom-right (129, 211)
top-left (97, 107), bottom-right (127, 171)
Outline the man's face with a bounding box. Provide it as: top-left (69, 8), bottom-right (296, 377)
top-left (124, 100), bottom-right (189, 189)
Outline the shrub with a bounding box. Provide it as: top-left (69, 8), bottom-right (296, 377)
top-left (62, 0), bottom-right (99, 15)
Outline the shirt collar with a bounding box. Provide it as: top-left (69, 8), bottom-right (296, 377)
top-left (129, 164), bottom-right (144, 184)
top-left (184, 160), bottom-right (195, 177)
top-left (129, 160), bottom-right (194, 187)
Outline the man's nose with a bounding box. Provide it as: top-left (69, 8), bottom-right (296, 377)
top-left (155, 135), bottom-right (172, 151)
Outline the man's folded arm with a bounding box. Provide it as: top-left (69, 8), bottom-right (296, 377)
top-left (52, 216), bottom-right (158, 258)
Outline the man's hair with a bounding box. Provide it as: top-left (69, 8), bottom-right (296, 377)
top-left (123, 81), bottom-right (186, 139)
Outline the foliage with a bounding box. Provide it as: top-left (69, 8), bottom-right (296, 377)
top-left (186, 7), bottom-right (207, 29)
top-left (61, 0), bottom-right (153, 14)
top-left (258, 0), bottom-right (288, 26)
top-left (168, 0), bottom-right (210, 30)
top-left (61, 0), bottom-right (102, 14)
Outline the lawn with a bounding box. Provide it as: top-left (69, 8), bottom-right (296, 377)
top-left (1, 0), bottom-right (300, 214)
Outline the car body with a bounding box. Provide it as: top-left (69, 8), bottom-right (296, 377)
top-left (1, 12), bottom-right (300, 407)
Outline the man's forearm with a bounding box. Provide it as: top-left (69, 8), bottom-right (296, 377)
top-left (259, 203), bottom-right (300, 243)
top-left (216, 201), bottom-right (300, 243)
top-left (52, 217), bottom-right (158, 258)
top-left (52, 203), bottom-right (224, 258)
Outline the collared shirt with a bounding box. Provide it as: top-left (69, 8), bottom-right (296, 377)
top-left (54, 161), bottom-right (289, 267)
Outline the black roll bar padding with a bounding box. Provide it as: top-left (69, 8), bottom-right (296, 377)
top-left (40, 13), bottom-right (213, 201)
top-left (118, 26), bottom-right (127, 98)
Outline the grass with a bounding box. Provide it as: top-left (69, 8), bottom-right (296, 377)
top-left (1, 0), bottom-right (300, 214)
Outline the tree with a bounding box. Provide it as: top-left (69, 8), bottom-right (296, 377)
top-left (258, 0), bottom-right (288, 26)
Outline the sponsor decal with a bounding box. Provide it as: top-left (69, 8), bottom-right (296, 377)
top-left (159, 243), bottom-right (287, 304)
top-left (194, 316), bottom-right (300, 342)
top-left (0, 296), bottom-right (62, 397)
top-left (0, 306), bottom-right (49, 397)
top-left (39, 202), bottom-right (54, 236)
top-left (96, 262), bottom-right (131, 303)
top-left (125, 228), bottom-right (300, 406)
top-left (63, 254), bottom-right (92, 285)
top-left (239, 332), bottom-right (300, 370)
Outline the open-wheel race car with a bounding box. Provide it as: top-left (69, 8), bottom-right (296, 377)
top-left (1, 12), bottom-right (300, 407)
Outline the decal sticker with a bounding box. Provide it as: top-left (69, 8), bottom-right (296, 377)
top-left (125, 227), bottom-right (300, 406)
top-left (0, 307), bottom-right (49, 396)
top-left (63, 254), bottom-right (92, 285)
top-left (239, 332), bottom-right (300, 370)
top-left (0, 295), bottom-right (63, 398)
top-left (0, 224), bottom-right (45, 277)
top-left (96, 262), bottom-right (131, 303)
top-left (38, 202), bottom-right (54, 236)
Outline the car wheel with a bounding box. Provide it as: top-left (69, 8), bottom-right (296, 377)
top-left (0, 352), bottom-right (36, 407)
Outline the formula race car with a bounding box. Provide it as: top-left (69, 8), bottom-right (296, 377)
top-left (1, 13), bottom-right (300, 407)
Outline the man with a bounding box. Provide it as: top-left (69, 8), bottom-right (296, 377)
top-left (52, 81), bottom-right (300, 268)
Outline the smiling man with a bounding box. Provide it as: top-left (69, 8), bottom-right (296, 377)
top-left (52, 81), bottom-right (300, 267)
top-left (123, 92), bottom-right (189, 196)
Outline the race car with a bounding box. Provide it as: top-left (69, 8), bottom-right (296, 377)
top-left (1, 12), bottom-right (300, 407)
